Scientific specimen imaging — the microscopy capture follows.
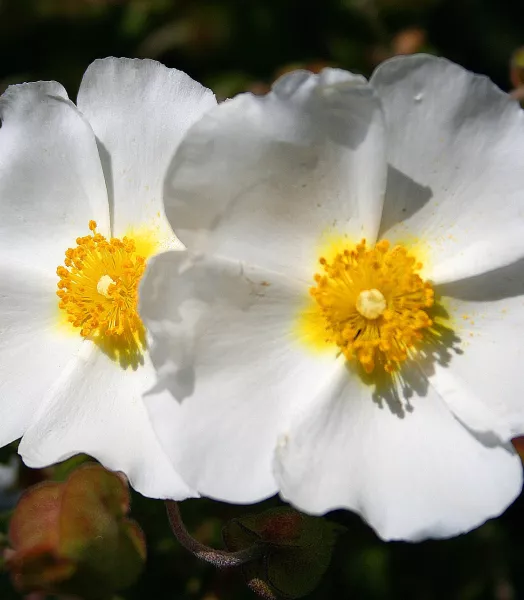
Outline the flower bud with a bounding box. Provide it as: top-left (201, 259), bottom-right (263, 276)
top-left (5, 464), bottom-right (146, 598)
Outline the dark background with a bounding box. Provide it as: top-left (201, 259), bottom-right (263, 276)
top-left (2, 0), bottom-right (524, 598)
top-left (2, 0), bottom-right (524, 97)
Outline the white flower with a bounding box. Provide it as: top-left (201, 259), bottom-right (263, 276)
top-left (139, 54), bottom-right (524, 541)
top-left (0, 58), bottom-right (216, 498)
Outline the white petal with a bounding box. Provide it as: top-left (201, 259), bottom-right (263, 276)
top-left (140, 251), bottom-right (338, 502)
top-left (0, 265), bottom-right (81, 447)
top-left (0, 81), bottom-right (110, 274)
top-left (275, 358), bottom-right (522, 541)
top-left (425, 262), bottom-right (524, 441)
top-left (19, 341), bottom-right (194, 500)
top-left (77, 58), bottom-right (216, 244)
top-left (371, 54), bottom-right (524, 284)
top-left (163, 68), bottom-right (387, 280)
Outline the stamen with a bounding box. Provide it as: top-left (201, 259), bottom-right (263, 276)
top-left (56, 222), bottom-right (146, 340)
top-left (310, 239), bottom-right (434, 373)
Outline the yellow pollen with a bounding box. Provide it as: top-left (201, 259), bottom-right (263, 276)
top-left (56, 222), bottom-right (146, 340)
top-left (309, 238), bottom-right (434, 374)
top-left (356, 289), bottom-right (386, 320)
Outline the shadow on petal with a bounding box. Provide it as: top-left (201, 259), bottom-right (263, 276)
top-left (141, 252), bottom-right (259, 402)
top-left (436, 258), bottom-right (524, 301)
top-left (91, 325), bottom-right (147, 371)
top-left (378, 165), bottom-right (433, 238)
top-left (94, 138), bottom-right (115, 233)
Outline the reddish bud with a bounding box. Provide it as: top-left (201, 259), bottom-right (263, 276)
top-left (511, 48), bottom-right (524, 89)
top-left (513, 436), bottom-right (524, 461)
top-left (5, 464), bottom-right (146, 598)
top-left (392, 28), bottom-right (426, 56)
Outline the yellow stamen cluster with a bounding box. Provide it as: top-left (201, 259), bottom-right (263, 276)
top-left (310, 239), bottom-right (434, 373)
top-left (56, 221), bottom-right (146, 339)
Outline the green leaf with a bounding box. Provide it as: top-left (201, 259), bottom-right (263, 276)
top-left (223, 507), bottom-right (345, 599)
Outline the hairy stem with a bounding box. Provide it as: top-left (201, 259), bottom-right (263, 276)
top-left (165, 501), bottom-right (263, 568)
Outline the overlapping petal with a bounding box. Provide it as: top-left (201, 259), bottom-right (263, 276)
top-left (163, 69), bottom-right (387, 280)
top-left (140, 251), bottom-right (339, 502)
top-left (77, 58), bottom-right (216, 244)
top-left (18, 341), bottom-right (193, 500)
top-left (371, 54), bottom-right (524, 284)
top-left (274, 358), bottom-right (522, 541)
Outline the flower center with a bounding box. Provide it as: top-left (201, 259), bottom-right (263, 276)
top-left (96, 274), bottom-right (116, 298)
top-left (310, 239), bottom-right (434, 373)
top-left (356, 288), bottom-right (386, 320)
top-left (56, 221), bottom-right (146, 340)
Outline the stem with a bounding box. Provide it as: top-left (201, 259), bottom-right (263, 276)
top-left (165, 501), bottom-right (263, 568)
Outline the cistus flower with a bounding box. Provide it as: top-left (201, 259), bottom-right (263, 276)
top-left (0, 58), bottom-right (216, 498)
top-left (140, 54), bottom-right (524, 540)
